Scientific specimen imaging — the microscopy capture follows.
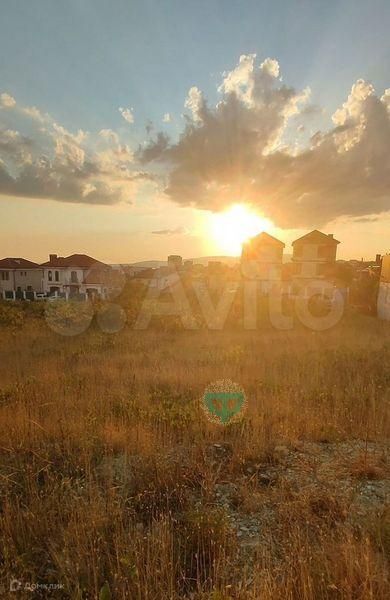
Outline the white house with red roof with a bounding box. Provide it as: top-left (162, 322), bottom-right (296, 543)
top-left (0, 253), bottom-right (122, 300)
top-left (0, 258), bottom-right (43, 298)
top-left (40, 253), bottom-right (119, 298)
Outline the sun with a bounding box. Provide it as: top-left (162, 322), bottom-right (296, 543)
top-left (208, 204), bottom-right (273, 255)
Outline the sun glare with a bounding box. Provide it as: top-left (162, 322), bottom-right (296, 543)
top-left (208, 204), bottom-right (273, 255)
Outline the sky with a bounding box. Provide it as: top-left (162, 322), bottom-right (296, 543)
top-left (0, 0), bottom-right (390, 263)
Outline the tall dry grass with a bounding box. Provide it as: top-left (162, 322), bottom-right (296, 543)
top-left (0, 311), bottom-right (389, 598)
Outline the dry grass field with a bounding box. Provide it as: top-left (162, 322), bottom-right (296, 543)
top-left (0, 309), bottom-right (389, 598)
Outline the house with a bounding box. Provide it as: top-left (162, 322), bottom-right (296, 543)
top-left (84, 263), bottom-right (125, 299)
top-left (134, 266), bottom-right (180, 291)
top-left (348, 255), bottom-right (382, 282)
top-left (241, 232), bottom-right (285, 290)
top-left (0, 258), bottom-right (43, 299)
top-left (167, 255), bottom-right (183, 269)
top-left (40, 254), bottom-right (116, 299)
top-left (378, 255), bottom-right (390, 321)
top-left (292, 230), bottom-right (340, 280)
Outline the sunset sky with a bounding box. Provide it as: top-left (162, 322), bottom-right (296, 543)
top-left (1, 0), bottom-right (390, 263)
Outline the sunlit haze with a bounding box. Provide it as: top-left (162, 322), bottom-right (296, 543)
top-left (208, 204), bottom-right (273, 256)
top-left (1, 0), bottom-right (390, 262)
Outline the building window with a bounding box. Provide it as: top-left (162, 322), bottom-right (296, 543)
top-left (55, 271), bottom-right (59, 282)
top-left (319, 245), bottom-right (327, 259)
top-left (48, 271), bottom-right (53, 281)
top-left (71, 271), bottom-right (78, 283)
top-left (27, 285), bottom-right (32, 291)
top-left (1, 271), bottom-right (9, 281)
top-left (294, 246), bottom-right (303, 258)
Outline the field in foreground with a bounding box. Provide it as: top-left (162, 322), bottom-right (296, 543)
top-left (0, 312), bottom-right (389, 599)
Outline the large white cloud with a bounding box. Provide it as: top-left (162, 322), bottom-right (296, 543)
top-left (1, 55), bottom-right (390, 226)
top-left (140, 54), bottom-right (390, 228)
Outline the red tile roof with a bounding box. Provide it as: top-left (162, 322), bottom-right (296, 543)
top-left (0, 257), bottom-right (41, 269)
top-left (40, 254), bottom-right (106, 268)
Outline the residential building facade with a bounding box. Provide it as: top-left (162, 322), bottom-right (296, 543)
top-left (291, 230), bottom-right (340, 280)
top-left (241, 232), bottom-right (285, 292)
top-left (378, 255), bottom-right (390, 321)
top-left (0, 258), bottom-right (43, 298)
top-left (40, 254), bottom-right (116, 298)
top-left (0, 254), bottom-right (119, 300)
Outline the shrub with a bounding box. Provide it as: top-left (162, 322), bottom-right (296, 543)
top-left (0, 302), bottom-right (25, 327)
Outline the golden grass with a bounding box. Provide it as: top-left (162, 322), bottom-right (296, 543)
top-left (0, 312), bottom-right (389, 598)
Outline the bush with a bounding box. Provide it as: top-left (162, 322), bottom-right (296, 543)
top-left (0, 302), bottom-right (25, 327)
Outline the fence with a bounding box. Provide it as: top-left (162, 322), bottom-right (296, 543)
top-left (0, 290), bottom-right (89, 302)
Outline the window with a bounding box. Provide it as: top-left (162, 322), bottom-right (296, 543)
top-left (294, 245), bottom-right (303, 258)
top-left (71, 271), bottom-right (78, 283)
top-left (1, 271), bottom-right (9, 281)
top-left (319, 245), bottom-right (328, 259)
top-left (27, 285), bottom-right (32, 291)
top-left (55, 271), bottom-right (59, 282)
top-left (48, 271), bottom-right (52, 281)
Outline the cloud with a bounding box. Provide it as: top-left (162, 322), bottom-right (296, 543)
top-left (119, 106), bottom-right (134, 124)
top-left (163, 113), bottom-right (171, 123)
top-left (184, 87), bottom-right (205, 122)
top-left (0, 129), bottom-right (33, 164)
top-left (300, 104), bottom-right (323, 117)
top-left (0, 92), bottom-right (16, 108)
top-left (145, 120), bottom-right (154, 135)
top-left (99, 128), bottom-right (120, 145)
top-left (139, 132), bottom-right (170, 163)
top-left (2, 55), bottom-right (389, 225)
top-left (139, 54), bottom-right (390, 228)
top-left (21, 105), bottom-right (46, 122)
top-left (152, 226), bottom-right (187, 235)
top-left (351, 215), bottom-right (381, 223)
top-left (1, 92), bottom-right (48, 122)
top-left (0, 100), bottom-right (151, 205)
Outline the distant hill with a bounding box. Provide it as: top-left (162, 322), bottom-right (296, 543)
top-left (189, 256), bottom-right (240, 266)
top-left (114, 254), bottom-right (292, 268)
top-left (116, 256), bottom-right (241, 268)
top-left (126, 260), bottom-right (167, 269)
